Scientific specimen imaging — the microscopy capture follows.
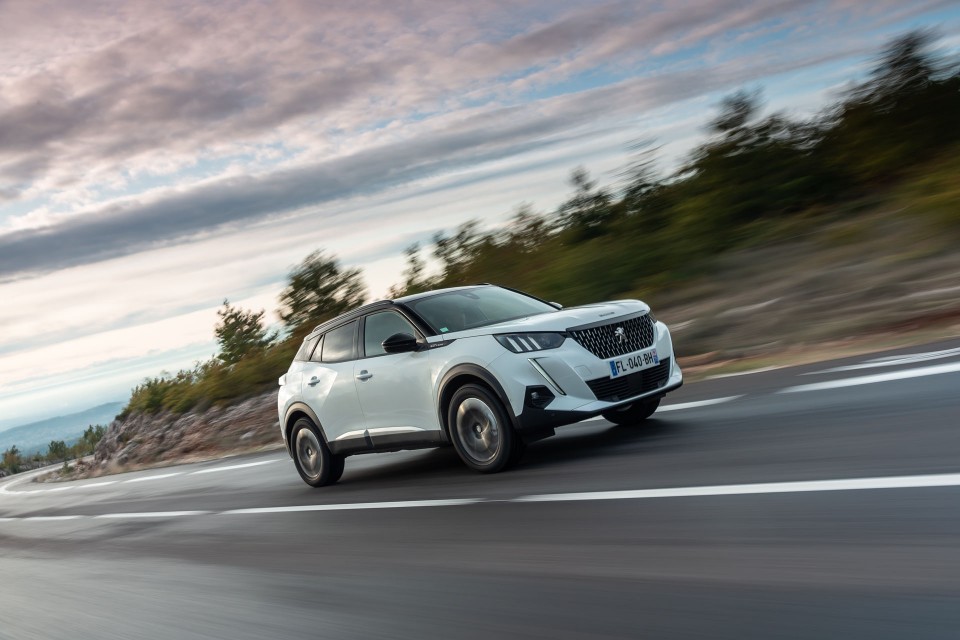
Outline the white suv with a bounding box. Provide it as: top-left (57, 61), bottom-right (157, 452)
top-left (278, 285), bottom-right (682, 486)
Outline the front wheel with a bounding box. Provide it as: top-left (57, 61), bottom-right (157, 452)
top-left (602, 397), bottom-right (661, 426)
top-left (448, 384), bottom-right (520, 473)
top-left (291, 418), bottom-right (343, 487)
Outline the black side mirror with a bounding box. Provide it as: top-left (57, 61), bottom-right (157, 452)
top-left (382, 332), bottom-right (419, 354)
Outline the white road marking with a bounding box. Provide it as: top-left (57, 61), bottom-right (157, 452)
top-left (708, 366), bottom-right (783, 379)
top-left (657, 395), bottom-right (743, 411)
top-left (583, 395), bottom-right (743, 422)
top-left (122, 472), bottom-right (182, 483)
top-left (804, 347), bottom-right (960, 375)
top-left (780, 361), bottom-right (960, 393)
top-left (190, 459), bottom-right (279, 475)
top-left (515, 472), bottom-right (960, 502)
top-left (94, 511), bottom-right (210, 519)
top-left (220, 498), bottom-right (482, 515)
top-left (7, 471), bottom-right (960, 523)
top-left (514, 473), bottom-right (960, 502)
top-left (75, 481), bottom-right (118, 489)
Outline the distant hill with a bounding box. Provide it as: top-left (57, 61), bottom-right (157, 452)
top-left (0, 402), bottom-right (123, 456)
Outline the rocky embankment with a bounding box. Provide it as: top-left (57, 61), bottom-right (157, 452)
top-left (89, 391), bottom-right (282, 476)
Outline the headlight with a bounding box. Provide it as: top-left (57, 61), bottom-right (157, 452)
top-left (495, 332), bottom-right (566, 353)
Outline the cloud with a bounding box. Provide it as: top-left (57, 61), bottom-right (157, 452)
top-left (1, 20), bottom-right (890, 282)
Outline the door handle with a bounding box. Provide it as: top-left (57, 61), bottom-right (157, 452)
top-left (307, 376), bottom-right (321, 386)
top-left (356, 370), bottom-right (373, 381)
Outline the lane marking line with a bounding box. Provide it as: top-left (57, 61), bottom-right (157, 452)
top-left (515, 472), bottom-right (960, 502)
top-left (708, 366), bottom-right (783, 379)
top-left (804, 347), bottom-right (960, 375)
top-left (94, 511), bottom-right (211, 519)
top-left (190, 459), bottom-right (279, 475)
top-left (780, 361), bottom-right (960, 393)
top-left (7, 471), bottom-right (960, 522)
top-left (582, 395), bottom-right (743, 422)
top-left (122, 472), bottom-right (182, 483)
top-left (220, 498), bottom-right (483, 515)
top-left (657, 396), bottom-right (743, 412)
top-left (75, 481), bottom-right (118, 489)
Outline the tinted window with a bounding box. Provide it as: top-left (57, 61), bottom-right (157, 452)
top-left (308, 336), bottom-right (324, 362)
top-left (406, 287), bottom-right (555, 334)
top-left (321, 322), bottom-right (357, 363)
top-left (364, 311), bottom-right (418, 357)
top-left (294, 335), bottom-right (319, 361)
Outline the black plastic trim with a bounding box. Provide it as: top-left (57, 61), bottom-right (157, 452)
top-left (328, 431), bottom-right (446, 457)
top-left (282, 402), bottom-right (330, 456)
top-left (436, 364), bottom-right (520, 439)
top-left (515, 378), bottom-right (683, 432)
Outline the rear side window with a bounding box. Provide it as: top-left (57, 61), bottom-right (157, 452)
top-left (321, 321), bottom-right (357, 363)
top-left (308, 336), bottom-right (324, 362)
top-left (294, 336), bottom-right (319, 361)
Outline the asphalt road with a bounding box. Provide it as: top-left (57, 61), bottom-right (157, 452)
top-left (3, 338), bottom-right (960, 639)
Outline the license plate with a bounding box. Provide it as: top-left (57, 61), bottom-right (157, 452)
top-left (608, 348), bottom-right (659, 378)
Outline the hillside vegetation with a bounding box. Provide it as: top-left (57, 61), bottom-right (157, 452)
top-left (112, 31), bottom-right (960, 421)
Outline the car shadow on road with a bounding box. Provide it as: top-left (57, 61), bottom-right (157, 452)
top-left (337, 417), bottom-right (688, 486)
top-left (518, 418), bottom-right (685, 469)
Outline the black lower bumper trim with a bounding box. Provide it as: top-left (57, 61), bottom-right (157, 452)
top-left (515, 378), bottom-right (683, 438)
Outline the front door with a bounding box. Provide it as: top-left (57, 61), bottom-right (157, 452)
top-left (354, 311), bottom-right (439, 444)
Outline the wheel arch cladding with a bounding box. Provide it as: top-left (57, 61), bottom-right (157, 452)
top-left (438, 365), bottom-right (518, 436)
top-left (284, 404), bottom-right (327, 453)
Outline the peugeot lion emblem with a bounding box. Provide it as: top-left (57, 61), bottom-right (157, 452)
top-left (614, 326), bottom-right (626, 344)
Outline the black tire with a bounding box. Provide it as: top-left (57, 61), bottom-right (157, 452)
top-left (328, 453), bottom-right (346, 484)
top-left (447, 383), bottom-right (519, 473)
top-left (602, 397), bottom-right (661, 426)
top-left (290, 417), bottom-right (339, 487)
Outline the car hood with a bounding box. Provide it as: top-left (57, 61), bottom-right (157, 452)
top-left (430, 299), bottom-right (650, 341)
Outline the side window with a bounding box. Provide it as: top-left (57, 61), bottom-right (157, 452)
top-left (364, 311), bottom-right (418, 357)
top-left (308, 336), bottom-right (324, 362)
top-left (321, 321), bottom-right (357, 363)
top-left (294, 335), bottom-right (319, 361)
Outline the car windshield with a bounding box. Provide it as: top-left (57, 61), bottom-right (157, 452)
top-left (406, 287), bottom-right (556, 334)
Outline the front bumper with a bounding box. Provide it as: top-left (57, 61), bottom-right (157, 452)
top-left (486, 320), bottom-right (683, 436)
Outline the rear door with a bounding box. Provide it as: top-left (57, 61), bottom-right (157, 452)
top-left (299, 320), bottom-right (366, 443)
top-left (354, 310), bottom-right (440, 441)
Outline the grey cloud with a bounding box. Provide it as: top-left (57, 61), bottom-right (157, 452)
top-left (0, 39), bottom-right (869, 282)
top-left (0, 0), bottom-right (870, 191)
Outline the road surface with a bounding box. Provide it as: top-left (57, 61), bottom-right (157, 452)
top-left (3, 339), bottom-right (960, 639)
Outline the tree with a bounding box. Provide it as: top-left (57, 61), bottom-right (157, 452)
top-left (278, 251), bottom-right (367, 334)
top-left (432, 221), bottom-right (484, 285)
top-left (388, 243), bottom-right (433, 298)
top-left (557, 167), bottom-right (614, 239)
top-left (3, 445), bottom-right (22, 474)
top-left (709, 89), bottom-right (761, 135)
top-left (47, 440), bottom-right (69, 462)
top-left (215, 300), bottom-right (271, 365)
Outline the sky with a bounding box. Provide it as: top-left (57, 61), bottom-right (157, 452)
top-left (1, 0), bottom-right (958, 430)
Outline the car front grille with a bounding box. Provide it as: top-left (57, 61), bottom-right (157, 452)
top-left (569, 313), bottom-right (655, 359)
top-left (586, 358), bottom-right (671, 402)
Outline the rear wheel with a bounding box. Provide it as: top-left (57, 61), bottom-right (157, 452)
top-left (291, 418), bottom-right (342, 487)
top-left (602, 397), bottom-right (661, 426)
top-left (448, 384), bottom-right (520, 473)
